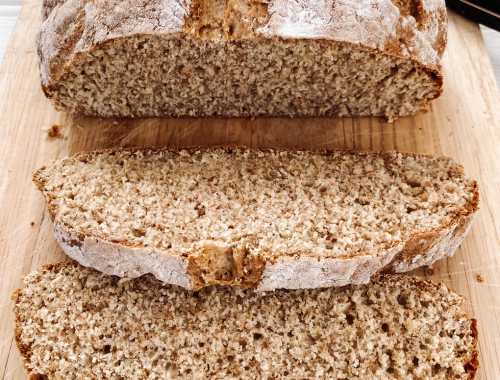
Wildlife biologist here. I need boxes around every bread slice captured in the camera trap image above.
[33,147,479,291]
[13,261,479,380]
[36,0,447,120]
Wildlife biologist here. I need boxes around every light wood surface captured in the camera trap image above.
[480,26,500,90]
[1,1,500,378]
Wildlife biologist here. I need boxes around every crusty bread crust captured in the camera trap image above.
[34,146,479,291]
[13,261,479,380]
[36,0,447,119]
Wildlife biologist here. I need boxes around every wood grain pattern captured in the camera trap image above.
[1,1,500,378]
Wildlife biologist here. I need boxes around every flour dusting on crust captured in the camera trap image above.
[261,0,399,48]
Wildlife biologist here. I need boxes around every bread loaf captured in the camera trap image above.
[34,147,479,291]
[41,0,63,21]
[13,261,479,380]
[36,0,447,120]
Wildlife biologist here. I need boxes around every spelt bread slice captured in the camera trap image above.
[36,0,447,120]
[34,147,479,291]
[13,261,479,380]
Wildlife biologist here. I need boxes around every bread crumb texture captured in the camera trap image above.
[41,125,60,137]
[45,36,440,119]
[14,262,478,380]
[35,147,477,260]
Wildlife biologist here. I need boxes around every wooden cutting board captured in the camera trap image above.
[1,0,500,378]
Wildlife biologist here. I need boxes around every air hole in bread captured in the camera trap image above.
[30,375,48,380]
[397,293,407,306]
[346,315,354,325]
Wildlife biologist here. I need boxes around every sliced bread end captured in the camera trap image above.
[14,261,479,380]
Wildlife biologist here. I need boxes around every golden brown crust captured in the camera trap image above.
[389,0,448,58]
[183,0,271,41]
[187,242,265,290]
[467,318,480,380]
[41,0,448,64]
[12,290,27,368]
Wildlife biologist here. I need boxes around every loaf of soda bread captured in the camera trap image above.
[36,0,447,120]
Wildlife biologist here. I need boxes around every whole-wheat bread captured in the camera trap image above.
[36,0,447,120]
[34,147,479,291]
[13,261,479,380]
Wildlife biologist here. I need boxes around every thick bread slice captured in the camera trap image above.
[13,261,479,380]
[33,147,479,291]
[36,0,447,120]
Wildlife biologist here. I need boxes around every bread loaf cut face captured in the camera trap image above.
[13,261,479,380]
[36,0,447,120]
[34,147,479,290]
